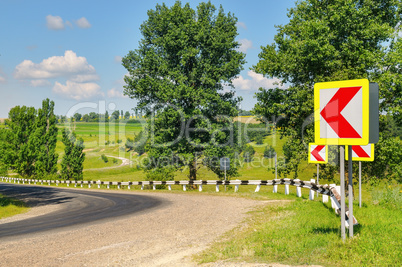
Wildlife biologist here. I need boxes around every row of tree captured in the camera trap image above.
[55,110,134,123]
[0,99,85,180]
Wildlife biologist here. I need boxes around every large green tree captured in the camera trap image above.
[253,0,402,178]
[1,99,59,178]
[61,129,85,180]
[4,105,37,177]
[122,1,245,181]
[29,99,59,177]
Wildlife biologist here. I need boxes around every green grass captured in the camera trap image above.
[0,194,29,219]
[195,185,402,266]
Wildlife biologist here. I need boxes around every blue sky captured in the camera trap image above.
[0,0,296,118]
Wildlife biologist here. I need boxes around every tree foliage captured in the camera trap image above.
[0,99,58,178]
[122,1,245,181]
[61,129,85,180]
[253,0,402,178]
[243,144,255,163]
[30,99,59,177]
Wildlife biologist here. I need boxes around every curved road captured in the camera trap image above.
[0,182,164,238]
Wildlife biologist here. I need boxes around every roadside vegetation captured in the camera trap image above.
[195,185,402,266]
[0,194,29,219]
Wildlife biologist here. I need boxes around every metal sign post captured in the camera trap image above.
[220,157,230,191]
[359,161,362,208]
[275,154,277,179]
[317,163,319,197]
[340,146,346,241]
[348,145,354,238]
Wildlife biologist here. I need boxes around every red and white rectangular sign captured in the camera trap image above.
[308,143,328,164]
[345,144,374,161]
[314,79,369,145]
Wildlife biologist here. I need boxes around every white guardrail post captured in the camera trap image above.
[309,179,315,200]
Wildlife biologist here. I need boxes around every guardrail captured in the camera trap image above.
[0,176,357,226]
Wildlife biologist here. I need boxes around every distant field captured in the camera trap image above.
[233,116,260,124]
[4,120,317,182]
[54,121,316,182]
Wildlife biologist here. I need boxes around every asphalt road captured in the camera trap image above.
[0,182,164,238]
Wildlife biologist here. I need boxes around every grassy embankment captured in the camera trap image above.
[0,194,29,219]
[195,184,402,266]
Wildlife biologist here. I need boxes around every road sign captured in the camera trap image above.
[345,144,374,161]
[220,157,230,171]
[314,79,369,145]
[308,143,328,164]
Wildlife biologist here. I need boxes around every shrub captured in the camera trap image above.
[126,119,141,124]
[125,137,134,151]
[243,145,255,163]
[101,154,108,163]
[255,135,264,145]
[264,145,276,158]
[145,166,174,189]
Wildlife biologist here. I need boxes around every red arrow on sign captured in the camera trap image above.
[320,87,361,138]
[311,145,325,162]
[352,146,370,158]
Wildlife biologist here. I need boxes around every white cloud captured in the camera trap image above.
[70,74,100,83]
[236,22,247,30]
[75,17,91,29]
[14,50,103,100]
[238,39,253,53]
[233,71,285,91]
[114,56,122,63]
[46,15,65,30]
[53,81,103,100]
[107,88,128,98]
[14,50,98,81]
[107,73,130,98]
[30,79,51,87]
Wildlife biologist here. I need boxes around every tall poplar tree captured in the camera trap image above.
[29,99,58,177]
[5,106,37,177]
[123,1,245,181]
[61,129,85,180]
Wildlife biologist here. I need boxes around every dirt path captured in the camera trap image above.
[0,190,268,266]
[84,155,130,171]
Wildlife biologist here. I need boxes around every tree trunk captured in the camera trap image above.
[189,158,197,181]
[189,158,197,189]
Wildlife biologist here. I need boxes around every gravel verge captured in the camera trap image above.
[0,190,268,266]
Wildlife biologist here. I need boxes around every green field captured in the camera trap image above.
[52,122,316,182]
